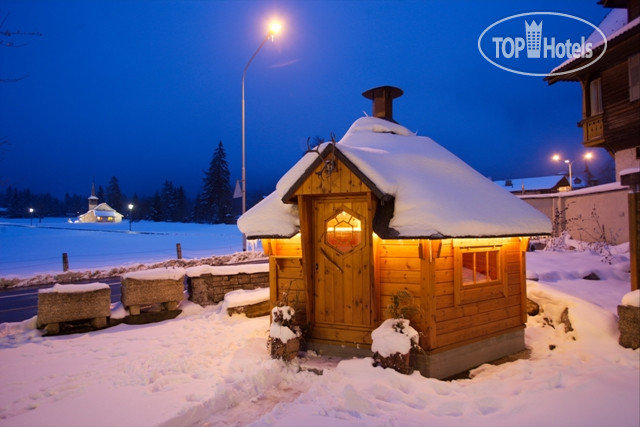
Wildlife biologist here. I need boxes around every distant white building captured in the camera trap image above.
[78,184,123,223]
[494,175,571,194]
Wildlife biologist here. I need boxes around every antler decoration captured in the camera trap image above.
[309,133,338,180]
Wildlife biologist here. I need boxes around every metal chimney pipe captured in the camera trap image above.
[362,86,403,123]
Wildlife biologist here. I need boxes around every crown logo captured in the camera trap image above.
[525,20,543,58]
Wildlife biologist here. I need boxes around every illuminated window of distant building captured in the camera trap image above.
[325,210,362,253]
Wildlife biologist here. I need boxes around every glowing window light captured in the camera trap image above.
[326,210,362,253]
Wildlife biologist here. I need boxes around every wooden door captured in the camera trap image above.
[311,196,373,343]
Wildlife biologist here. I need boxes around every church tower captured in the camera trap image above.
[88,182,99,211]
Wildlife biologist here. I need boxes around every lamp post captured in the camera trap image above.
[29,208,34,226]
[128,204,134,232]
[584,152,594,186]
[552,152,594,191]
[241,20,282,251]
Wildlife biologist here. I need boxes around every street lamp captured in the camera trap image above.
[552,152,594,191]
[241,19,282,251]
[29,208,34,226]
[584,152,595,186]
[128,204,134,231]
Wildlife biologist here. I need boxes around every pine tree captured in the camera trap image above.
[173,186,189,222]
[97,185,105,203]
[160,180,177,222]
[198,141,232,223]
[106,176,123,211]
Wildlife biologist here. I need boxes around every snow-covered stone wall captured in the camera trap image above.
[186,265,269,306]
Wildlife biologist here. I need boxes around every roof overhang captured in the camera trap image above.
[280,143,389,204]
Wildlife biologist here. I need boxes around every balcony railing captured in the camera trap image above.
[579,114,604,146]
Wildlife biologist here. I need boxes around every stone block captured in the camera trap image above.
[120,269,185,313]
[227,299,271,318]
[37,283,111,332]
[618,305,640,349]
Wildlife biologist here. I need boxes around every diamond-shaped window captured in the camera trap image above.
[326,210,362,253]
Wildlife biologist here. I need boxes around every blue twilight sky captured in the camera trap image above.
[0,0,615,201]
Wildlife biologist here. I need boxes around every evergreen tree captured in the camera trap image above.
[160,180,176,221]
[106,176,123,210]
[173,186,189,222]
[150,192,162,222]
[97,185,105,203]
[198,141,232,223]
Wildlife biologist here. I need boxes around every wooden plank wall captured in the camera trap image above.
[265,237,307,326]
[376,238,422,320]
[268,234,527,352]
[377,237,526,352]
[293,155,370,197]
[433,238,524,351]
[602,62,640,152]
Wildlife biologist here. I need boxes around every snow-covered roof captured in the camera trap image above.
[493,175,568,192]
[238,117,551,239]
[550,8,640,75]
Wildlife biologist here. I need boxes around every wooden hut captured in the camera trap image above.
[238,86,551,378]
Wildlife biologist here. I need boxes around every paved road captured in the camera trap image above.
[0,278,122,324]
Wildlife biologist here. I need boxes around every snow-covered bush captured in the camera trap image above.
[371,318,420,374]
[268,292,302,361]
[371,291,421,374]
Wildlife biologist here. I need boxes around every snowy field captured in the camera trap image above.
[0,218,251,283]
[0,220,638,427]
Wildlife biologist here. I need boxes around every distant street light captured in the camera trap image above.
[128,204,134,231]
[29,208,34,226]
[552,152,594,191]
[241,19,282,251]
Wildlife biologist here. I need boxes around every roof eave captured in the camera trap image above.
[281,144,389,204]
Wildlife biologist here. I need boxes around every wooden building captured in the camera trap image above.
[546,0,639,290]
[546,0,640,181]
[238,87,551,378]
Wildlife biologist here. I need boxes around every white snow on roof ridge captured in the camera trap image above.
[494,175,566,190]
[551,9,637,74]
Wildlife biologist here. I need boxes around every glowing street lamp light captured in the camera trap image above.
[552,152,594,191]
[128,204,134,231]
[240,19,282,251]
[29,207,34,226]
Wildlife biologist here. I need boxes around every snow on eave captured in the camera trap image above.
[518,181,627,199]
[237,191,300,239]
[620,167,640,176]
[549,10,639,77]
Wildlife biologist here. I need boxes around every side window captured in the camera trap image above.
[461,249,500,286]
[454,243,507,306]
[590,78,603,116]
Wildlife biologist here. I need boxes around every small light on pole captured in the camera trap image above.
[29,208,34,226]
[552,152,594,191]
[584,152,594,186]
[128,204,134,231]
[552,154,574,191]
[240,18,283,251]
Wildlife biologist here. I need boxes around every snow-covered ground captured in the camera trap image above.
[0,220,638,427]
